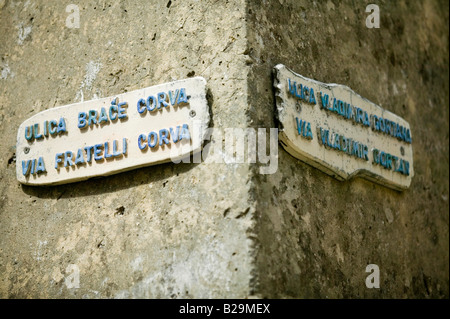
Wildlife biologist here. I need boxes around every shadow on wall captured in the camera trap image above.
[21,160,201,200]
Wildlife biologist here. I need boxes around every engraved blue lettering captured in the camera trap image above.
[43,121,48,137]
[118,102,128,119]
[109,105,118,121]
[22,160,31,176]
[98,107,110,124]
[94,144,103,161]
[88,110,98,126]
[57,118,66,134]
[320,92,329,109]
[178,88,188,104]
[157,92,169,109]
[179,124,191,141]
[25,126,33,141]
[34,123,43,139]
[36,157,46,173]
[159,128,170,146]
[55,153,63,169]
[64,151,74,167]
[138,134,147,150]
[49,120,57,135]
[170,126,180,143]
[169,89,179,105]
[104,141,113,159]
[137,98,146,114]
[148,131,158,148]
[309,88,316,104]
[84,146,94,163]
[74,148,85,165]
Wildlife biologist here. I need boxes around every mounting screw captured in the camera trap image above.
[24,147,30,154]
[400,146,405,156]
[189,110,196,117]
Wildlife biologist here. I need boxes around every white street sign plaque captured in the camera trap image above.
[274,64,413,191]
[16,77,210,185]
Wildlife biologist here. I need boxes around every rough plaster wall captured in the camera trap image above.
[0,0,254,298]
[247,0,449,298]
[1,0,448,300]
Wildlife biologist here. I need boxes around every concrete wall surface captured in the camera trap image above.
[0,0,253,299]
[0,0,448,298]
[247,0,449,298]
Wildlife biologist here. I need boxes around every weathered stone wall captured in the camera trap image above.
[0,0,254,298]
[247,0,449,298]
[1,0,448,299]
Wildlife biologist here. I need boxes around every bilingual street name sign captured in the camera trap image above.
[16,77,210,186]
[274,64,413,191]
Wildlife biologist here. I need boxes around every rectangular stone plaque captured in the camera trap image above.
[274,64,413,191]
[16,77,210,186]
